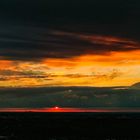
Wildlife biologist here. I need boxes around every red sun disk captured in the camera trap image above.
[54,106,59,109]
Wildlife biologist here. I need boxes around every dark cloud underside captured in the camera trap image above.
[0,26,140,61]
[0,0,140,61]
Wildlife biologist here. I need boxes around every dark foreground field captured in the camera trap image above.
[0,112,140,140]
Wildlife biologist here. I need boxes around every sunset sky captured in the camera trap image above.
[0,0,140,87]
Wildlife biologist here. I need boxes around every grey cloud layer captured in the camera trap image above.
[0,86,140,108]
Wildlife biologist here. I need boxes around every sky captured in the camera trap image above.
[0,0,140,87]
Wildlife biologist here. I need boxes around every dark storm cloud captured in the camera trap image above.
[0,0,140,61]
[0,25,140,61]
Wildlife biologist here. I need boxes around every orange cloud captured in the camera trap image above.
[43,50,140,67]
[0,31,140,87]
[0,60,13,70]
